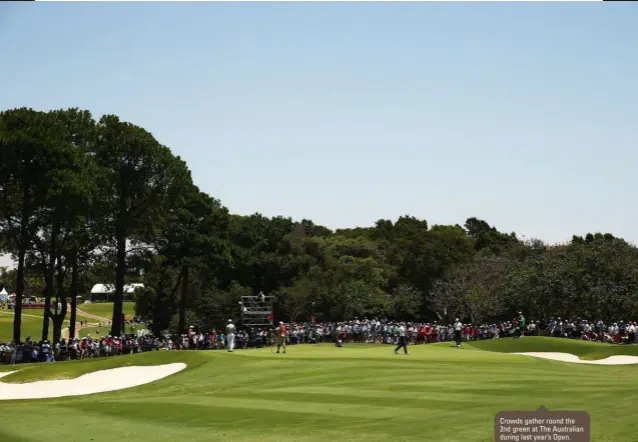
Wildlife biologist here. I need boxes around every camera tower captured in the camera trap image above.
[239,292,275,328]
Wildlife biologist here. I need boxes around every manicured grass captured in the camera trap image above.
[2,338,638,441]
[0,310,95,342]
[78,323,145,338]
[1,350,203,384]
[0,314,45,341]
[464,336,638,359]
[78,302,135,319]
[78,325,106,338]
[0,302,139,342]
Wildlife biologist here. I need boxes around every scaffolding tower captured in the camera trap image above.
[240,292,275,328]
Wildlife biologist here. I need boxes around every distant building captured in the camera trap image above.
[89,283,144,302]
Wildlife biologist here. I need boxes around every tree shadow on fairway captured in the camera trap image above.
[0,429,33,442]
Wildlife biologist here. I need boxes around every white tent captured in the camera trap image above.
[89,283,144,301]
[90,283,144,294]
[0,288,7,302]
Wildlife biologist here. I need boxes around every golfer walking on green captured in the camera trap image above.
[225,319,236,352]
[454,318,463,347]
[394,323,409,355]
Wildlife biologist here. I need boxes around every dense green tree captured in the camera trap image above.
[5,105,638,339]
[0,108,65,342]
[93,115,192,336]
[167,189,229,334]
[464,217,518,255]
[22,109,100,342]
[134,186,229,335]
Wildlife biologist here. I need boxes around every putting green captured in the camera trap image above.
[1,338,637,442]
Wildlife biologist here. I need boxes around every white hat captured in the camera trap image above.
[228,319,233,323]
[279,321,283,325]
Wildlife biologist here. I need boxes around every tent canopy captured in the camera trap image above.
[90,283,144,294]
[0,288,7,295]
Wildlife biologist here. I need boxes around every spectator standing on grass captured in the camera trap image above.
[554,318,563,338]
[517,312,526,339]
[596,320,604,341]
[627,322,636,344]
[225,319,236,352]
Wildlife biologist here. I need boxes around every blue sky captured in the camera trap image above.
[1,3,637,268]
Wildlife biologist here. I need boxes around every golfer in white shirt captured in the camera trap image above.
[454,318,462,347]
[225,319,236,352]
[394,323,409,355]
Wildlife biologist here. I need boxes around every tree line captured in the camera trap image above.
[1,107,637,343]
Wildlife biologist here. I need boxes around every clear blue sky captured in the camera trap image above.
[1,2,637,270]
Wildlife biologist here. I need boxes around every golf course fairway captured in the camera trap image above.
[1,337,637,442]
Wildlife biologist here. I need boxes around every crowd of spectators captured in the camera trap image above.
[545,317,638,344]
[1,297,45,310]
[0,335,161,365]
[3,316,638,366]
[0,326,255,365]
[305,317,638,344]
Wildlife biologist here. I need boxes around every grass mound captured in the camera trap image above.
[464,336,638,360]
[0,351,203,384]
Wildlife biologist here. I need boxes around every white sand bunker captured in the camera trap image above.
[0,363,186,400]
[513,352,638,365]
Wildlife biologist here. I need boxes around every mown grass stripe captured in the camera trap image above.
[2,337,638,442]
